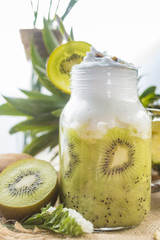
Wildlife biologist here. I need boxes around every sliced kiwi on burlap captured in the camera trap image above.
[0,158,58,220]
[47,41,91,94]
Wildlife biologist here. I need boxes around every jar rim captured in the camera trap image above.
[71,65,138,87]
[72,63,137,72]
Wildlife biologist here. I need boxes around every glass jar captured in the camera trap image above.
[59,64,151,230]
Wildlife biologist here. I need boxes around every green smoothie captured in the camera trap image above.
[59,126,151,228]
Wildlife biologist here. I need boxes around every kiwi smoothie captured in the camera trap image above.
[59,47,151,229]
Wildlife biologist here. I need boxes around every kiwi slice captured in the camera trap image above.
[60,126,151,228]
[47,41,91,94]
[98,127,148,178]
[0,158,58,220]
[60,129,82,179]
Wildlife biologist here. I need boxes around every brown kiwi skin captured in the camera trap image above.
[0,178,59,221]
[0,153,33,172]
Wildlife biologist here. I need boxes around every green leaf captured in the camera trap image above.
[32,64,59,94]
[33,64,69,102]
[140,92,157,107]
[21,204,85,236]
[10,113,58,134]
[70,27,74,41]
[30,40,46,69]
[51,108,63,117]
[22,213,44,225]
[33,64,47,76]
[20,89,67,104]
[42,18,59,54]
[20,89,52,99]
[55,14,72,42]
[61,0,79,21]
[31,40,59,94]
[54,0,60,18]
[30,0,40,28]
[4,96,64,117]
[31,42,70,99]
[0,103,26,116]
[30,41,56,94]
[139,86,156,100]
[23,130,59,156]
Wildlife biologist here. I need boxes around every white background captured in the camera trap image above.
[0,0,160,153]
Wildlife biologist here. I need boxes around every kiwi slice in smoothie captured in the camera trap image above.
[0,158,58,220]
[98,127,149,178]
[61,129,81,179]
[60,127,151,227]
[47,41,91,94]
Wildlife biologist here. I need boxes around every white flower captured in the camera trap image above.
[47,206,56,214]
[63,208,93,233]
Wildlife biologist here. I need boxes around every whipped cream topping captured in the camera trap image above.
[77,46,137,70]
[71,46,138,89]
[65,46,150,140]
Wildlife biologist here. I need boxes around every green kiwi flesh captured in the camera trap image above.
[47,41,91,94]
[60,53,83,76]
[0,158,58,220]
[60,127,151,228]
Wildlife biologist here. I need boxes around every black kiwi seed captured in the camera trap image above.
[63,140,80,179]
[60,54,83,76]
[8,170,42,196]
[100,135,136,176]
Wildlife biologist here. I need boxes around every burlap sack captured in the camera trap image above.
[0,192,159,240]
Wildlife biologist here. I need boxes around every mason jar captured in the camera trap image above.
[59,51,151,230]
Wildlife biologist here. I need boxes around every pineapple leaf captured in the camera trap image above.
[31,39,70,99]
[0,103,27,116]
[33,64,60,94]
[42,18,59,54]
[70,27,74,41]
[30,40,46,69]
[20,89,52,99]
[51,108,63,117]
[4,96,64,117]
[33,63,69,102]
[20,89,67,104]
[55,14,72,42]
[9,113,58,134]
[10,124,55,134]
[23,130,59,156]
[61,0,79,21]
[31,41,64,95]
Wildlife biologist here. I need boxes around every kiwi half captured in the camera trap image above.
[0,158,58,220]
[47,41,91,94]
[60,126,151,228]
